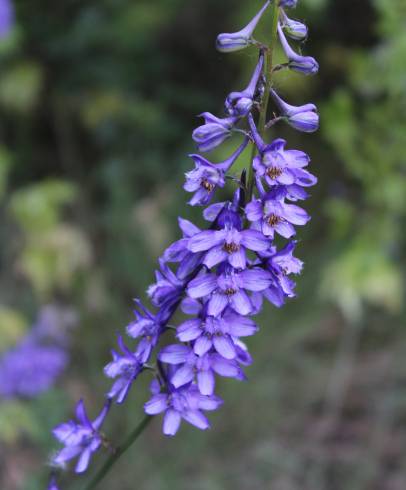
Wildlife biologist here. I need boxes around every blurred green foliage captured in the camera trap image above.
[0,0,405,489]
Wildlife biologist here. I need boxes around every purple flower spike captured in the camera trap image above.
[281,12,308,41]
[144,383,223,436]
[185,139,248,206]
[0,0,14,38]
[225,55,264,117]
[253,138,317,188]
[104,335,143,403]
[246,197,310,240]
[216,1,270,53]
[270,89,319,133]
[192,113,238,152]
[52,399,111,473]
[277,23,318,75]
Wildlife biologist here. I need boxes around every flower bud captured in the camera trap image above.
[279,0,298,7]
[192,113,238,152]
[216,1,270,53]
[225,55,264,117]
[278,23,318,75]
[270,89,319,133]
[282,15,308,41]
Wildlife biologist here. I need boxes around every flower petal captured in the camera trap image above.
[144,394,168,415]
[213,335,236,359]
[197,370,215,396]
[158,344,190,364]
[187,274,217,299]
[163,409,182,436]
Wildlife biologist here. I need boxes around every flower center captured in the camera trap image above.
[268,214,280,226]
[224,288,237,296]
[201,179,215,192]
[266,167,283,179]
[223,242,240,254]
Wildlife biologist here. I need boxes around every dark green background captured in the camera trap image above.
[0,0,405,489]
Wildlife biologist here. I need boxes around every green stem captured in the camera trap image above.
[81,415,153,490]
[247,2,280,202]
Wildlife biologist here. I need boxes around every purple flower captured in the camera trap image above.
[52,400,110,473]
[0,340,67,399]
[176,311,258,359]
[270,89,319,133]
[278,23,318,75]
[188,226,269,269]
[126,300,160,363]
[216,1,270,53]
[225,55,264,117]
[187,268,272,316]
[158,345,244,395]
[0,0,14,38]
[104,336,143,403]
[185,139,248,206]
[252,138,316,188]
[144,382,223,436]
[192,113,238,152]
[246,196,310,239]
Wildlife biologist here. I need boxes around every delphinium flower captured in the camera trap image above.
[49,1,319,487]
[0,306,74,399]
[52,400,110,473]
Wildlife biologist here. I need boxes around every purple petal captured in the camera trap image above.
[163,409,182,436]
[187,274,217,299]
[225,314,258,337]
[240,230,269,251]
[194,335,213,356]
[144,394,168,415]
[204,246,228,268]
[197,370,215,396]
[213,335,236,359]
[158,345,190,364]
[188,231,222,252]
[245,200,263,221]
[171,365,195,388]
[230,290,252,315]
[207,292,228,316]
[211,355,241,378]
[240,269,271,291]
[176,319,202,342]
[75,447,93,474]
[274,221,296,238]
[228,248,246,269]
[182,410,210,430]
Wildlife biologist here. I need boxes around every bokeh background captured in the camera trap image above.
[0,0,405,489]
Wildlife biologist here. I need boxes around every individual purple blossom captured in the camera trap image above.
[277,23,318,75]
[270,89,319,133]
[185,139,248,206]
[246,195,310,239]
[52,400,110,473]
[176,311,258,359]
[0,0,13,38]
[187,225,269,269]
[144,380,223,436]
[216,1,270,53]
[126,299,161,363]
[253,141,316,188]
[225,55,264,117]
[158,345,244,395]
[187,267,272,316]
[104,335,143,403]
[192,113,238,152]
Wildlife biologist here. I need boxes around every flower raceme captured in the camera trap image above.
[50,0,320,487]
